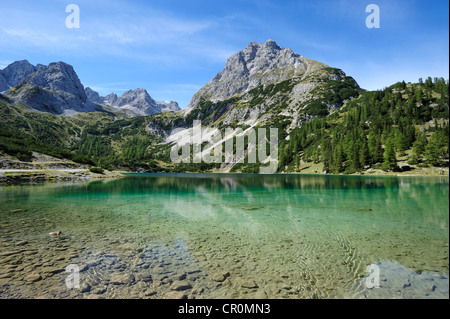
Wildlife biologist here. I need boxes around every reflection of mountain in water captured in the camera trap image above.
[7,174,448,229]
[89,174,448,224]
[0,174,448,299]
[86,173,447,194]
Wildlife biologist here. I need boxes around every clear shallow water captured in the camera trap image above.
[0,173,448,299]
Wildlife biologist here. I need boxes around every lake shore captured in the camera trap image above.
[1,166,448,184]
[1,149,448,184]
[0,168,126,184]
[0,151,127,184]
[278,161,449,178]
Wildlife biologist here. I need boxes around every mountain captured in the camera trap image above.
[186,40,316,108]
[158,100,181,113]
[0,41,448,175]
[0,73,7,92]
[4,61,102,115]
[88,87,181,116]
[103,93,118,106]
[184,40,360,131]
[0,60,37,92]
[1,78,447,174]
[85,87,104,104]
[1,60,180,116]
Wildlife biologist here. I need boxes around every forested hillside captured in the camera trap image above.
[0,77,448,174]
[272,77,449,174]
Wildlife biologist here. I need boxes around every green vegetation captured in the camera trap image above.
[381,139,398,172]
[275,78,449,174]
[248,78,297,101]
[185,97,239,126]
[0,98,162,169]
[303,100,329,117]
[0,128,89,163]
[72,116,163,170]
[0,77,448,175]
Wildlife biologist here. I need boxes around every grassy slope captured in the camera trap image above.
[0,77,448,176]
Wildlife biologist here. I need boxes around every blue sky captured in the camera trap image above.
[0,0,448,108]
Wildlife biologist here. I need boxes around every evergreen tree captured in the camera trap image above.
[401,80,407,90]
[411,131,428,161]
[425,127,449,165]
[359,137,370,168]
[368,131,383,164]
[350,141,361,172]
[382,139,398,171]
[415,88,423,105]
[425,76,433,89]
[394,130,409,154]
[332,144,344,173]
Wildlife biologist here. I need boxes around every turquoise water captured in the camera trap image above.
[0,174,448,299]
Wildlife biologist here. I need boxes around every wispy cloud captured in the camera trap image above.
[0,1,225,65]
[1,0,447,104]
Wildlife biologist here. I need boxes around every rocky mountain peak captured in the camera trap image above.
[24,62,87,102]
[85,87,104,104]
[183,39,360,132]
[103,93,118,106]
[5,61,100,115]
[0,73,7,92]
[102,88,180,116]
[158,100,180,112]
[0,60,36,91]
[186,40,316,111]
[264,39,280,49]
[2,59,180,117]
[116,88,152,109]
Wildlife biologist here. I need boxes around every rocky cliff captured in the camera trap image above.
[5,61,101,115]
[184,40,360,131]
[85,87,104,104]
[2,60,180,116]
[99,88,181,116]
[0,73,7,92]
[0,60,38,92]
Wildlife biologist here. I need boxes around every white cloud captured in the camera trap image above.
[0,1,226,66]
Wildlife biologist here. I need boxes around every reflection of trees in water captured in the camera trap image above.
[2,174,447,231]
[86,173,446,193]
[108,175,448,234]
[1,174,448,298]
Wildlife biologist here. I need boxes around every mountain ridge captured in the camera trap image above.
[1,60,180,116]
[183,40,361,133]
[0,40,447,176]
[4,61,99,115]
[0,60,37,92]
[186,39,326,111]
[99,88,180,116]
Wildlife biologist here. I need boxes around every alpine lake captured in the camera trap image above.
[0,173,448,299]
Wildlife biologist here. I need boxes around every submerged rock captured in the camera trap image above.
[210,272,231,282]
[254,290,268,299]
[236,277,258,289]
[170,280,192,291]
[109,273,135,285]
[164,291,188,299]
[24,273,42,282]
[9,209,26,213]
